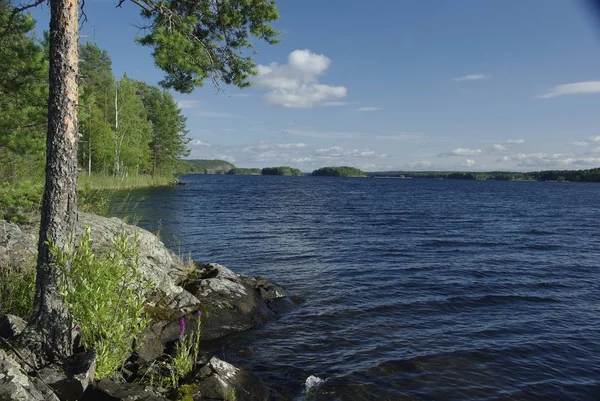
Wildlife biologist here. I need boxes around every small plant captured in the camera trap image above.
[52,226,151,379]
[170,311,203,386]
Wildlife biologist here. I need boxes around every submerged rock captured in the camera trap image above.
[189,357,270,401]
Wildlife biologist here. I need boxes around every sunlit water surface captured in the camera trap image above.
[110,175,600,401]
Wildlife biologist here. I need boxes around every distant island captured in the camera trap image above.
[312,166,367,177]
[262,166,303,176]
[227,168,262,175]
[179,159,234,174]
[368,168,600,182]
[179,160,600,182]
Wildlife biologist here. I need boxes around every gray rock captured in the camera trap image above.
[0,315,27,340]
[81,379,168,401]
[191,357,270,401]
[2,213,295,355]
[0,213,185,299]
[0,220,36,270]
[0,349,59,401]
[182,263,295,341]
[37,349,97,401]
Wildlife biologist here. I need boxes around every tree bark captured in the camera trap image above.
[26,0,79,361]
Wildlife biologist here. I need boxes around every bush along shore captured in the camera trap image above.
[0,212,296,400]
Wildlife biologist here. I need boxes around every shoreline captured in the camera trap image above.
[0,212,292,400]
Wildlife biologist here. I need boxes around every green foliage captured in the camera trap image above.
[136,82,190,176]
[136,0,279,93]
[0,2,47,181]
[52,227,151,379]
[0,262,35,318]
[227,167,261,175]
[262,166,303,176]
[0,180,42,222]
[114,75,154,176]
[178,159,235,174]
[312,166,366,177]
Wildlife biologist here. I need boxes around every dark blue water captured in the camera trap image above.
[110,175,600,400]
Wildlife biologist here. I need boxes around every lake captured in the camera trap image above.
[110,175,600,400]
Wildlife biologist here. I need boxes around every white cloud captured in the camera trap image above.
[255,50,347,108]
[538,81,600,99]
[453,74,488,82]
[492,144,506,151]
[506,139,525,144]
[573,135,600,147]
[443,148,483,157]
[189,139,210,148]
[356,106,379,112]
[502,152,600,168]
[462,159,476,167]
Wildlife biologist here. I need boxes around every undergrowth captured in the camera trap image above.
[52,226,151,379]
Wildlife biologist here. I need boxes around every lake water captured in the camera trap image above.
[110,175,600,400]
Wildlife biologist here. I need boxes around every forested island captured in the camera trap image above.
[312,166,367,177]
[178,159,235,174]
[262,166,303,176]
[227,167,262,175]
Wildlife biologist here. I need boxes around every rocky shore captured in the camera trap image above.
[0,213,296,400]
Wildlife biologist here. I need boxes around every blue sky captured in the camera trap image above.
[31,0,600,171]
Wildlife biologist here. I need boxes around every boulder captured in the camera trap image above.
[0,315,27,340]
[189,356,270,401]
[0,212,187,299]
[146,263,296,346]
[0,220,36,271]
[37,349,97,401]
[0,349,59,401]
[81,380,167,401]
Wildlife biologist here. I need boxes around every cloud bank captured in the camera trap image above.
[255,50,348,108]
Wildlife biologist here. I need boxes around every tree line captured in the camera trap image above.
[368,169,600,182]
[0,4,191,183]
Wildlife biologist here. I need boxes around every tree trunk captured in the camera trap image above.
[27,0,79,361]
[114,86,119,176]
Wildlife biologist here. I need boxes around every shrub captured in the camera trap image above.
[52,226,151,379]
[0,263,35,318]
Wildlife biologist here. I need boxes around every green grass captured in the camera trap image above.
[0,263,36,318]
[78,174,176,190]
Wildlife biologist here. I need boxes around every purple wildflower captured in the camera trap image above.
[197,310,202,318]
[178,317,186,340]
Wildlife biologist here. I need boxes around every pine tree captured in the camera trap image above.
[3,0,280,361]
